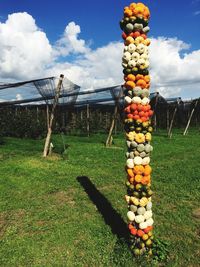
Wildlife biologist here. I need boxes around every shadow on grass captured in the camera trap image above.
[77,176,129,242]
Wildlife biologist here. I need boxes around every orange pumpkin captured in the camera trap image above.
[125,81,135,90]
[133,165,144,175]
[126,74,136,82]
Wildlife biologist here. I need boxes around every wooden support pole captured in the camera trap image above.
[46,104,50,130]
[166,106,169,130]
[43,74,64,157]
[106,104,118,147]
[86,103,90,137]
[183,99,198,136]
[105,90,122,147]
[168,105,177,138]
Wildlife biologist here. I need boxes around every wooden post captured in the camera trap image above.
[86,103,90,137]
[46,104,50,130]
[183,99,198,136]
[105,105,118,147]
[166,106,169,130]
[36,106,39,123]
[43,74,64,157]
[168,104,177,138]
[105,90,122,147]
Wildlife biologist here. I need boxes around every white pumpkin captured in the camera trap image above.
[137,144,145,152]
[126,141,131,148]
[122,62,128,68]
[130,205,138,212]
[137,207,146,215]
[141,97,150,105]
[137,58,146,67]
[146,201,152,210]
[125,152,129,158]
[128,43,136,53]
[140,53,149,60]
[131,52,140,61]
[132,96,142,104]
[146,218,154,226]
[143,26,150,33]
[144,210,153,220]
[133,23,143,30]
[136,43,146,54]
[133,87,143,96]
[129,152,135,158]
[128,59,137,68]
[139,221,148,229]
[126,158,134,168]
[142,157,150,165]
[127,211,135,221]
[144,60,150,68]
[134,156,143,165]
[141,89,150,98]
[135,215,145,224]
[123,51,131,62]
[124,96,132,104]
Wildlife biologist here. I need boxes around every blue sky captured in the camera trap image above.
[0,0,200,99]
[0,0,199,50]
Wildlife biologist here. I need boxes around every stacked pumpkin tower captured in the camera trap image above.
[120,2,154,256]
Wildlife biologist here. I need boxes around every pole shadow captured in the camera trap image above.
[77,176,129,243]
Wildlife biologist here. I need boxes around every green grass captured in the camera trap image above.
[0,130,200,267]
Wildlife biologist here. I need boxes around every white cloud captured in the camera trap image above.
[0,12,200,100]
[53,21,90,57]
[0,12,52,80]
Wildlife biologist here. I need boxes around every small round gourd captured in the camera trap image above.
[127,158,134,168]
[144,210,152,220]
[130,205,138,212]
[140,151,147,158]
[130,141,138,148]
[132,96,142,104]
[128,43,136,53]
[126,141,131,148]
[128,59,136,68]
[134,150,140,156]
[124,96,132,104]
[141,89,150,98]
[131,52,140,61]
[145,144,152,153]
[133,87,142,96]
[134,156,143,165]
[146,201,152,211]
[123,51,131,62]
[137,207,146,215]
[142,157,150,165]
[129,152,135,158]
[136,43,145,54]
[135,215,145,224]
[146,218,154,226]
[143,26,150,33]
[141,97,150,105]
[139,221,148,229]
[125,152,130,158]
[133,23,143,31]
[137,144,145,152]
[127,211,135,221]
[125,23,134,33]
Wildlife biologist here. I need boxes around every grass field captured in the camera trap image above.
[0,130,200,267]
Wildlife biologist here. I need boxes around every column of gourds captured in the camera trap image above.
[120,2,154,256]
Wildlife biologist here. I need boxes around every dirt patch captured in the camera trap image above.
[0,209,26,238]
[47,190,75,206]
[192,208,200,220]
